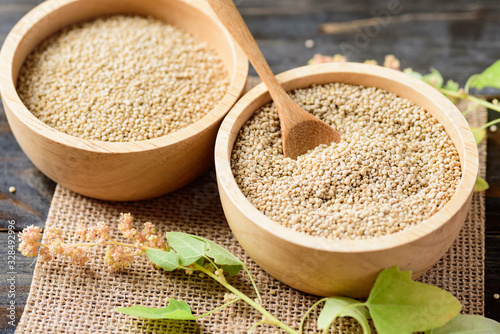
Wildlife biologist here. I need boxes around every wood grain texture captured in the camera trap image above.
[0,110,55,230]
[215,63,478,297]
[485,234,500,320]
[237,0,500,89]
[485,108,500,320]
[1,0,500,330]
[486,111,500,199]
[0,0,248,201]
[0,233,35,334]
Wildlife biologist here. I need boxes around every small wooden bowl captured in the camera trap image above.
[215,63,478,297]
[0,0,248,201]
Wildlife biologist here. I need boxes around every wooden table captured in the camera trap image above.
[1,0,499,331]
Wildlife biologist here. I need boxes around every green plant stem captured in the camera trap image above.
[68,239,153,250]
[461,103,479,116]
[204,256,228,285]
[193,297,241,319]
[201,256,261,305]
[464,74,479,94]
[474,117,500,133]
[298,298,328,334]
[243,264,263,305]
[248,320,276,334]
[195,263,298,334]
[439,88,500,113]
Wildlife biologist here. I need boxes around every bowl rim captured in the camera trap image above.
[215,62,479,253]
[0,0,248,153]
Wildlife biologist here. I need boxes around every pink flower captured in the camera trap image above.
[45,227,62,240]
[76,222,89,240]
[310,54,333,64]
[384,55,401,70]
[18,213,168,270]
[18,225,42,257]
[63,245,89,266]
[143,222,157,237]
[308,54,348,66]
[105,246,136,271]
[119,213,139,240]
[38,247,53,262]
[93,221,111,244]
[78,221,111,244]
[49,238,65,255]
[331,54,348,63]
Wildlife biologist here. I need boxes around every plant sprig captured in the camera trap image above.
[19,215,500,333]
[117,231,498,334]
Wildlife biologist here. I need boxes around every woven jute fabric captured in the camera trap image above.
[17,78,486,333]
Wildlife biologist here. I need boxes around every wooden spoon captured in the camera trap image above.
[208,0,341,159]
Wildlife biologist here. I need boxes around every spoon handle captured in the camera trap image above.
[207,0,287,104]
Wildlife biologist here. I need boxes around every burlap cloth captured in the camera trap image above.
[16,78,487,333]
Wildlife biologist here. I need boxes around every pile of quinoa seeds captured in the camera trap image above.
[17,15,229,142]
[231,83,462,240]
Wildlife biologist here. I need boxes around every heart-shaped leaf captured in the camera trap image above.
[116,298,195,320]
[444,79,459,92]
[166,232,206,266]
[427,314,500,333]
[471,127,486,145]
[474,177,489,192]
[366,267,461,334]
[317,297,371,334]
[422,68,444,88]
[469,60,500,90]
[145,249,180,271]
[403,68,423,80]
[194,236,243,276]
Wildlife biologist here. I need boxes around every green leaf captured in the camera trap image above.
[115,298,196,320]
[145,249,180,271]
[403,68,423,80]
[427,314,500,333]
[366,266,462,334]
[472,127,487,144]
[422,68,444,88]
[469,60,500,90]
[317,297,371,334]
[444,79,459,92]
[474,177,489,192]
[194,236,244,276]
[166,232,207,266]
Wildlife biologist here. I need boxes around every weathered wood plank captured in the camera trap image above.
[0,233,36,331]
[0,110,56,230]
[485,234,500,321]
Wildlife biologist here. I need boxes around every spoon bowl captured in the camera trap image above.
[208,0,341,159]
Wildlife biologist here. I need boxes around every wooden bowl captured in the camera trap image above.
[215,63,478,297]
[0,0,248,201]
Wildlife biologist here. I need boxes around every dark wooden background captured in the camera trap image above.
[1,0,499,332]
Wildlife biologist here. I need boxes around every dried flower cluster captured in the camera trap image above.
[232,83,461,240]
[19,225,89,264]
[308,54,400,70]
[17,15,229,142]
[18,213,165,271]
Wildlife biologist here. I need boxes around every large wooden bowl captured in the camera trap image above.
[215,63,478,297]
[0,0,248,201]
